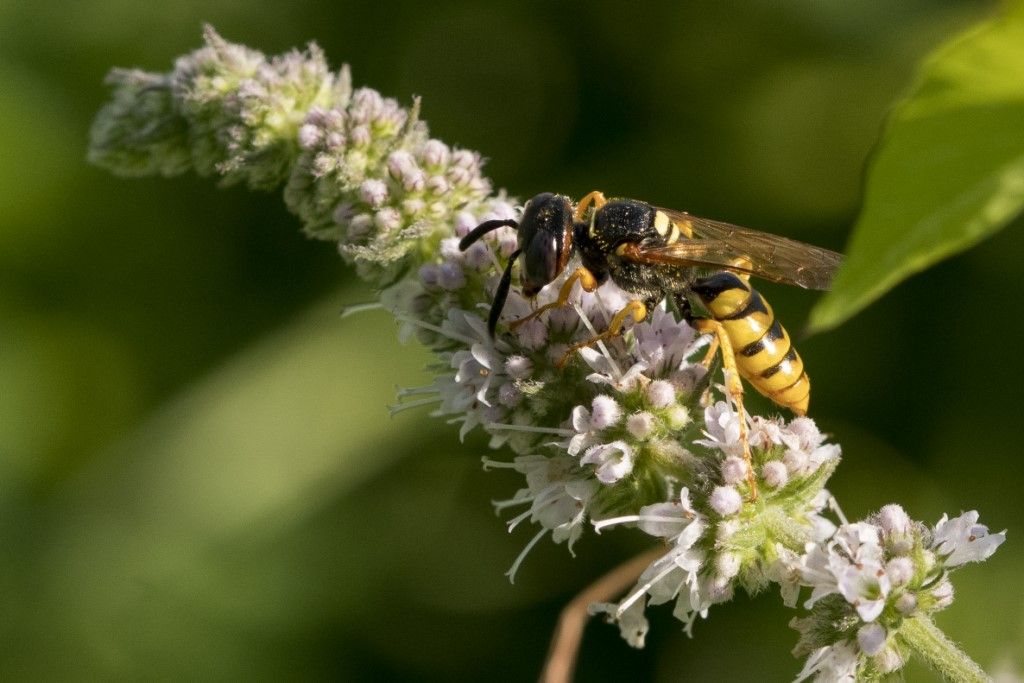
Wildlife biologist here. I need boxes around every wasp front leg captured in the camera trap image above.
[555,300,647,369]
[693,317,759,501]
[510,267,599,331]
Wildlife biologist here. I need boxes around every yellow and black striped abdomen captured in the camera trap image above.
[691,272,810,415]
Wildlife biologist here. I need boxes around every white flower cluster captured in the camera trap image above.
[590,488,707,646]
[90,29,1009,682]
[788,505,1006,680]
[485,454,599,582]
[591,406,841,639]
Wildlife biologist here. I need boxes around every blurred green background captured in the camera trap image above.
[1,0,1021,680]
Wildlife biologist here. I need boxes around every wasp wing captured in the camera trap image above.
[630,209,843,290]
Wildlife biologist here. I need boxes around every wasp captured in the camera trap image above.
[460,191,842,490]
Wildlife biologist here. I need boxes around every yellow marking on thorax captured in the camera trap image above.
[653,210,671,236]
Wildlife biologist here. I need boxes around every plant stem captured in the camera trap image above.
[540,547,663,683]
[900,616,991,683]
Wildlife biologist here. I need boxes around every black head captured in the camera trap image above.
[458,192,575,336]
[516,193,575,296]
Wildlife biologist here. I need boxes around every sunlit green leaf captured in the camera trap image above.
[809,2,1024,333]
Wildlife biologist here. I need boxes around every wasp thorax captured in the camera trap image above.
[518,193,574,297]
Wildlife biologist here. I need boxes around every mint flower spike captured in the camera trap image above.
[90,29,1007,682]
[88,68,193,177]
[90,25,342,189]
[89,26,493,287]
[788,505,1005,682]
[589,407,841,637]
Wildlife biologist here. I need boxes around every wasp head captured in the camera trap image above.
[517,193,574,296]
[458,192,575,336]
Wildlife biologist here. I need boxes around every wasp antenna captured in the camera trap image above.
[459,219,518,251]
[488,248,521,337]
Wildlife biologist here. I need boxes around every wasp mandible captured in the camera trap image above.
[459,191,842,491]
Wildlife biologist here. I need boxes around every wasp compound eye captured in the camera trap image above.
[521,231,558,297]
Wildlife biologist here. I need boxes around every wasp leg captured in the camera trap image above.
[701,333,721,368]
[574,190,608,222]
[674,294,719,407]
[694,318,759,501]
[556,300,647,369]
[673,293,718,407]
[697,331,722,408]
[510,267,599,330]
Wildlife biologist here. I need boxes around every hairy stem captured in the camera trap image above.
[900,616,991,683]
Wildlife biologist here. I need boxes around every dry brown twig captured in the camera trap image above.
[540,547,665,683]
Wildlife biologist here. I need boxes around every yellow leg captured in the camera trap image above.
[510,267,599,330]
[700,334,720,368]
[699,332,721,408]
[695,318,759,501]
[556,300,647,369]
[574,190,608,222]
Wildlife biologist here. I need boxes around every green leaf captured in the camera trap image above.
[808,3,1024,334]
